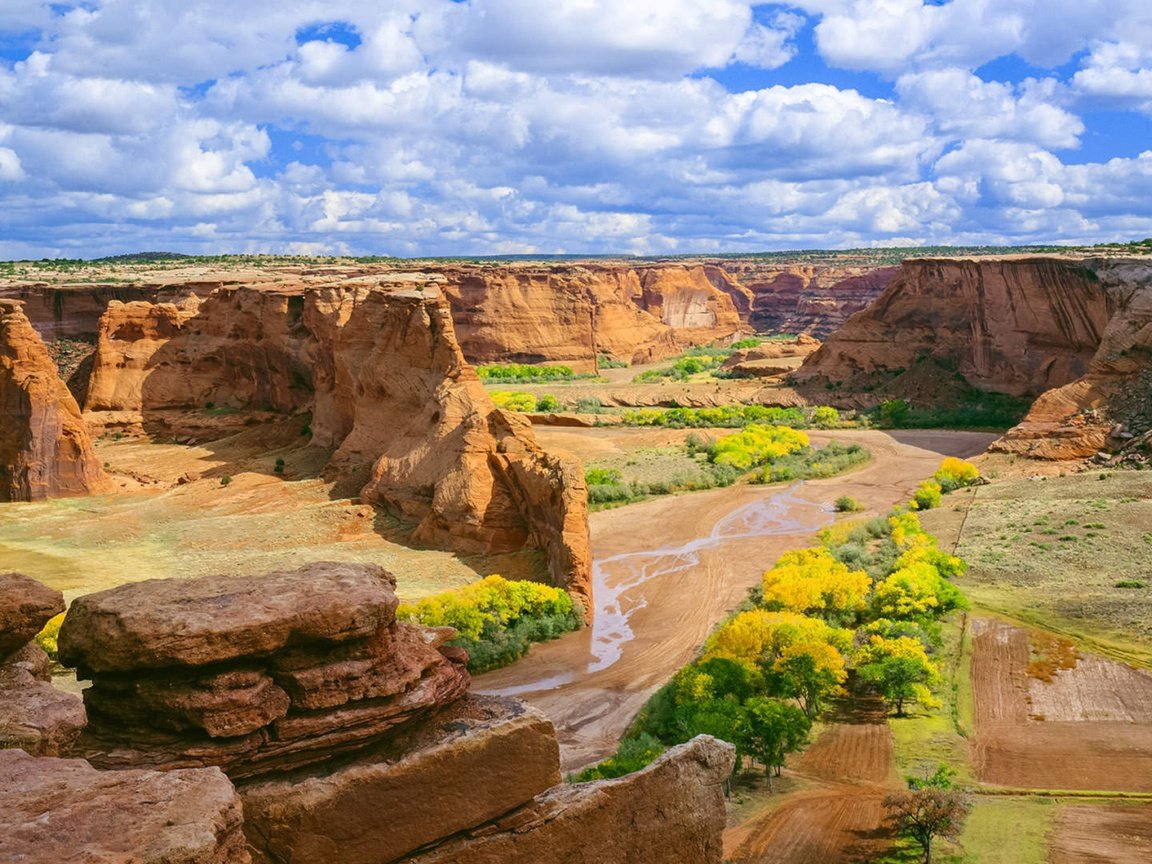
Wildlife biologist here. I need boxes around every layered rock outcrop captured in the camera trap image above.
[60,562,470,778]
[795,258,1115,398]
[439,263,740,370]
[0,574,86,757]
[80,281,591,603]
[8,562,735,864]
[708,261,896,337]
[0,749,251,864]
[0,300,112,501]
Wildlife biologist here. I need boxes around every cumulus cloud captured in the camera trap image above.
[0,0,1149,255]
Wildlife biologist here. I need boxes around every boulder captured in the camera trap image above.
[0,643,86,756]
[0,572,64,659]
[0,749,250,864]
[59,562,399,672]
[242,696,561,864]
[406,735,735,864]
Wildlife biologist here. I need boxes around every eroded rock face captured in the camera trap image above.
[439,264,740,371]
[81,282,592,603]
[0,571,65,659]
[407,735,736,864]
[0,749,250,864]
[0,300,112,501]
[242,695,561,864]
[63,563,470,780]
[795,258,1115,398]
[993,260,1152,459]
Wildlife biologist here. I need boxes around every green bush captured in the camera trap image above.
[573,733,666,781]
[35,613,65,662]
[397,576,581,673]
[835,495,864,512]
[758,442,871,484]
[912,479,943,510]
[477,363,576,383]
[536,393,559,412]
[1115,580,1147,589]
[490,390,538,412]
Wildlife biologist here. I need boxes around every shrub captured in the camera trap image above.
[274,458,285,474]
[35,613,65,662]
[1116,580,1147,589]
[812,406,840,429]
[835,495,864,512]
[220,475,232,487]
[397,575,581,673]
[490,390,538,412]
[934,458,980,491]
[585,466,624,485]
[758,442,871,484]
[912,479,943,510]
[477,363,575,383]
[573,733,666,781]
[536,393,559,412]
[709,425,809,470]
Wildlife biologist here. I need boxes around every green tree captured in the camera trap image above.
[884,784,971,863]
[857,636,941,717]
[738,697,811,789]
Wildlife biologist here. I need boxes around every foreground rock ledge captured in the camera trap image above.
[407,735,735,864]
[0,748,250,864]
[241,695,561,864]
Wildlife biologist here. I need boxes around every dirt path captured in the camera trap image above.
[477,429,995,771]
[725,694,898,864]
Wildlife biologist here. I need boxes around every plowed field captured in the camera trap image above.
[971,618,1152,792]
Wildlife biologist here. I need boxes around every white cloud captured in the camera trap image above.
[897,69,1083,149]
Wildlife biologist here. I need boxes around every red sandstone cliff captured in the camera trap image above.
[81,281,592,605]
[794,258,1115,397]
[0,300,112,501]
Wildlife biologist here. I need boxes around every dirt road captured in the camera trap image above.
[477,429,996,770]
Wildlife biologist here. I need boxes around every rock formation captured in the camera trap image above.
[438,263,741,371]
[80,282,592,603]
[0,300,112,501]
[0,573,86,757]
[59,562,470,778]
[0,562,737,864]
[795,258,1114,398]
[708,261,896,337]
[0,749,250,864]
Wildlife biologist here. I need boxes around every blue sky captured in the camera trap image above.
[2,1,1152,257]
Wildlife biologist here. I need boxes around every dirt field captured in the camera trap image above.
[0,422,533,603]
[480,429,996,770]
[725,694,897,864]
[970,618,1152,792]
[1049,804,1152,864]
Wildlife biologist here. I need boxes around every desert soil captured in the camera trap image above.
[970,617,1152,792]
[477,428,996,770]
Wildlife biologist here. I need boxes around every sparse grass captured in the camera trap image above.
[956,797,1055,864]
[918,472,1152,666]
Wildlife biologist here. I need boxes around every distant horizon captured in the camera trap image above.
[3,2,1152,258]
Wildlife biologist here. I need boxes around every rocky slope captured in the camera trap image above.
[795,256,1152,460]
[0,300,112,501]
[81,280,592,603]
[3,566,735,864]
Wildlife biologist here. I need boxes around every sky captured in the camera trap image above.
[2,1,1152,258]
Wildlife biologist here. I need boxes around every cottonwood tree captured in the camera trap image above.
[738,696,810,790]
[856,635,941,717]
[884,774,971,863]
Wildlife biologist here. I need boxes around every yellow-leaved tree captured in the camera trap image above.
[856,635,941,716]
[761,547,872,623]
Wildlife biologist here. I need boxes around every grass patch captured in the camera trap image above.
[955,796,1054,864]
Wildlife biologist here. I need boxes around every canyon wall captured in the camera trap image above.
[794,258,1115,398]
[80,280,592,604]
[707,261,896,338]
[4,567,734,864]
[795,256,1152,460]
[0,300,112,501]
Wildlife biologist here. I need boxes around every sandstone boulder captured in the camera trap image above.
[0,299,112,501]
[0,642,86,756]
[0,749,250,864]
[63,563,471,779]
[59,562,399,672]
[406,735,735,864]
[0,571,64,659]
[242,695,561,864]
